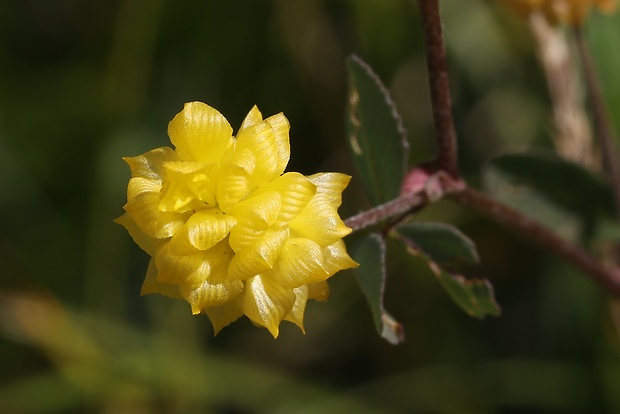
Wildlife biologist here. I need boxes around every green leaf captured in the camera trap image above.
[345,55,409,207]
[434,269,501,319]
[351,233,405,345]
[395,222,479,266]
[487,152,615,218]
[485,165,583,242]
[396,229,500,319]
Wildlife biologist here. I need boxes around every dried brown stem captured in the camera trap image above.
[529,13,595,168]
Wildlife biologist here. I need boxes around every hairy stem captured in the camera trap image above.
[345,1,620,297]
[418,0,459,178]
[574,27,620,218]
[344,192,426,232]
[450,187,620,295]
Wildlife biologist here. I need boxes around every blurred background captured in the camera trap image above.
[2,0,620,412]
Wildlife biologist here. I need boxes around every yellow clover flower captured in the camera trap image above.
[116,102,358,337]
[498,0,616,25]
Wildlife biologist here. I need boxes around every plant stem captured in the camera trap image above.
[345,192,426,232]
[528,13,595,168]
[344,183,620,293]
[574,27,620,219]
[350,2,620,297]
[417,0,459,178]
[450,187,620,295]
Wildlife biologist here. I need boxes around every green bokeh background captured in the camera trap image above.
[2,1,620,412]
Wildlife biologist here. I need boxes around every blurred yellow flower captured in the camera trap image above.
[116,102,358,337]
[498,0,616,25]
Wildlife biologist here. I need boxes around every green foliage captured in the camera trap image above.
[487,152,615,218]
[434,271,501,319]
[395,222,480,266]
[346,53,500,332]
[0,298,391,414]
[484,151,615,243]
[345,55,409,207]
[395,223,500,319]
[351,234,404,345]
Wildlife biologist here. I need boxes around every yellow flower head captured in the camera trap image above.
[498,0,616,25]
[116,102,358,337]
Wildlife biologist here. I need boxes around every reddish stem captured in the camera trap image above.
[344,192,426,232]
[418,0,459,178]
[344,2,620,298]
[450,187,620,294]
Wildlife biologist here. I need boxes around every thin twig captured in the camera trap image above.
[574,27,620,218]
[450,187,620,295]
[345,1,620,297]
[417,0,459,178]
[344,192,426,233]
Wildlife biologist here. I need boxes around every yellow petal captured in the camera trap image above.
[307,281,330,301]
[239,105,263,133]
[228,147,256,175]
[180,279,243,314]
[264,113,290,176]
[288,194,352,246]
[229,191,281,252]
[243,275,296,338]
[158,161,217,212]
[205,299,244,335]
[216,164,252,213]
[127,176,161,198]
[154,242,210,286]
[307,172,351,208]
[283,285,308,333]
[322,239,359,275]
[269,237,329,289]
[119,101,353,336]
[228,229,288,280]
[141,258,182,299]
[168,102,234,163]
[124,147,178,180]
[201,239,235,284]
[168,209,236,254]
[234,121,279,185]
[124,183,188,239]
[114,213,163,256]
[251,172,316,226]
